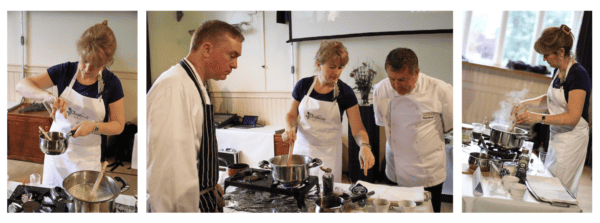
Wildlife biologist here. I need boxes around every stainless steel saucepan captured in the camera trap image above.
[39,130,76,155]
[63,170,129,212]
[259,155,322,187]
[488,123,529,151]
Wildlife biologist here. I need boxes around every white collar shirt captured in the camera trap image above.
[146,59,210,212]
[373,73,452,187]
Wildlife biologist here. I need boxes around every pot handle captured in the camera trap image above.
[114,176,130,194]
[218,157,229,167]
[258,160,271,170]
[516,135,529,139]
[308,158,323,168]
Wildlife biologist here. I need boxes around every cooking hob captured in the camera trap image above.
[7,185,68,213]
[477,135,522,160]
[224,168,320,209]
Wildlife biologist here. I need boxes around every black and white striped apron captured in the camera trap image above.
[180,60,219,212]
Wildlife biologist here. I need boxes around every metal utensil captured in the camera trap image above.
[349,191,375,203]
[39,130,77,155]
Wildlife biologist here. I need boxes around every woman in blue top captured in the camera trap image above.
[283,40,375,183]
[16,20,125,187]
[514,25,591,197]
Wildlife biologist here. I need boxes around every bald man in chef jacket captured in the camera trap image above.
[373,48,452,213]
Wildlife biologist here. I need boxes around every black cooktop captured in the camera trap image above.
[7,185,68,213]
[224,168,320,209]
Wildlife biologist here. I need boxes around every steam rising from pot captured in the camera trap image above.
[491,88,529,131]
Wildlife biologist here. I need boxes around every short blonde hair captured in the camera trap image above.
[315,40,349,67]
[77,20,117,67]
[534,24,575,57]
[190,20,245,52]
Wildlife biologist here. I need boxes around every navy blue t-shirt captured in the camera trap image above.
[551,63,591,123]
[47,61,125,123]
[292,76,358,121]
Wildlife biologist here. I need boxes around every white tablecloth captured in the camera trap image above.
[216,125,283,168]
[461,142,582,212]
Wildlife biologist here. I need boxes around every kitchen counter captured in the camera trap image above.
[461,141,582,212]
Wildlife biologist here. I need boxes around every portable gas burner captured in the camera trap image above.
[7,185,69,213]
[478,134,522,160]
[224,168,320,209]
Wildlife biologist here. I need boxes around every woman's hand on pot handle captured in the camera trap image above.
[71,120,97,138]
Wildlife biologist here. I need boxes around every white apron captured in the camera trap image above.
[294,78,343,183]
[42,71,106,187]
[387,96,445,187]
[545,61,589,197]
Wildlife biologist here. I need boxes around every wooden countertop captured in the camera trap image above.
[463,61,552,81]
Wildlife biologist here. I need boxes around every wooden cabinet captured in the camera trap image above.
[273,133,291,156]
[7,103,52,164]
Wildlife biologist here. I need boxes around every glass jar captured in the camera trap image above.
[462,124,473,144]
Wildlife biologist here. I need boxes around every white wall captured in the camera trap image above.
[296,33,453,87]
[8,11,137,72]
[148,11,283,92]
[7,11,138,123]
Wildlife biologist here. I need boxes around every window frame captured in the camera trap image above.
[463,11,584,68]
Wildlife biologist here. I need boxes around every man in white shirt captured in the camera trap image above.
[147,20,243,212]
[373,48,452,212]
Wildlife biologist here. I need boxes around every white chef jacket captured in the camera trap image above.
[373,73,452,187]
[146,58,210,212]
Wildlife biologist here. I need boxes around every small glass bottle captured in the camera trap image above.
[516,149,530,184]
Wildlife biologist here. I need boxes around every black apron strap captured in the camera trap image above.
[179,59,220,212]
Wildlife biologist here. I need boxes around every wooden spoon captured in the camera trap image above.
[287,142,294,166]
[509,107,529,132]
[89,161,109,201]
[38,126,51,140]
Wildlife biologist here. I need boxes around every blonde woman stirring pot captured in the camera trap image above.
[514,25,591,196]
[283,41,375,182]
[16,21,125,187]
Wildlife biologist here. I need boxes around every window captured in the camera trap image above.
[463,11,584,70]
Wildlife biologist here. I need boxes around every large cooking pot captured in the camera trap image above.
[62,170,129,212]
[489,123,528,150]
[39,130,75,155]
[258,155,322,187]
